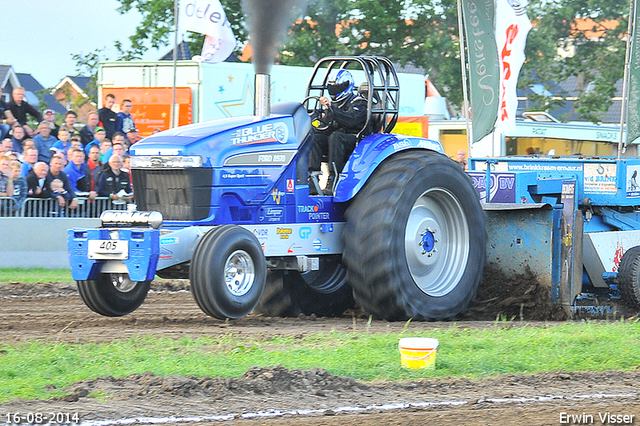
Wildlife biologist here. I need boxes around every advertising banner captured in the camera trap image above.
[461,0,500,143]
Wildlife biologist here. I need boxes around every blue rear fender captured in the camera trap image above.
[333,134,445,202]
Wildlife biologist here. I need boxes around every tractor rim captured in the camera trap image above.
[110,274,138,293]
[404,187,469,297]
[224,250,255,296]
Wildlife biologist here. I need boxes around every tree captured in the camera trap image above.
[108,0,630,123]
[279,0,352,65]
[342,0,462,110]
[71,48,103,105]
[115,0,247,60]
[522,0,628,123]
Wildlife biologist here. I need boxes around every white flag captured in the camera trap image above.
[495,0,531,135]
[180,0,236,63]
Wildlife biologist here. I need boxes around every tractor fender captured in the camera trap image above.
[333,134,445,202]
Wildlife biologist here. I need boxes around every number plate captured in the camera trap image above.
[88,240,129,260]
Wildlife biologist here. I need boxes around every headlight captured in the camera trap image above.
[131,155,203,168]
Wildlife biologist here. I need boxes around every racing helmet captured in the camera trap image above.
[327,69,355,104]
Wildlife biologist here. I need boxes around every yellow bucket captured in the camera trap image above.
[398,337,439,370]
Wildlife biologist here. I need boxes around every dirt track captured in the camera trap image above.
[1,281,639,425]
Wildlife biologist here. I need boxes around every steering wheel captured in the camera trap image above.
[303,96,333,131]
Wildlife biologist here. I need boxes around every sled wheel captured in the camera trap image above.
[342,150,487,320]
[190,225,266,319]
[618,246,640,309]
[77,273,150,317]
[255,257,354,317]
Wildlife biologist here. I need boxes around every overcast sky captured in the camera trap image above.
[1,0,164,88]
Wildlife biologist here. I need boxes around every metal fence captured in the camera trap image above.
[0,197,129,218]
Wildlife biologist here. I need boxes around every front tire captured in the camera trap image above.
[77,273,150,317]
[342,150,486,320]
[190,225,267,319]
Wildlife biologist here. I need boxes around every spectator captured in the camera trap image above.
[98,93,118,139]
[60,111,78,135]
[0,155,14,198]
[70,136,83,152]
[33,121,58,163]
[2,138,12,154]
[43,109,60,138]
[112,143,126,159]
[97,154,132,203]
[20,146,38,178]
[64,147,96,200]
[0,87,18,140]
[112,132,127,151]
[122,153,132,193]
[455,149,468,170]
[102,139,126,164]
[85,127,106,156]
[51,127,72,157]
[79,111,99,147]
[44,156,77,210]
[126,128,141,147]
[52,151,67,168]
[99,138,112,163]
[10,126,26,154]
[8,87,42,136]
[26,162,49,197]
[86,145,102,192]
[116,99,136,135]
[9,160,27,212]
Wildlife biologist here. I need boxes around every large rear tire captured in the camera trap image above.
[255,257,354,317]
[618,246,640,310]
[77,273,150,317]
[190,225,267,320]
[342,150,486,320]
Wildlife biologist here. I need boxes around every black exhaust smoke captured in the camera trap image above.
[242,0,308,116]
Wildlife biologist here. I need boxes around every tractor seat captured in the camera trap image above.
[358,83,384,136]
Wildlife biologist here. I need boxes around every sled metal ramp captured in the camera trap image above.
[483,203,556,291]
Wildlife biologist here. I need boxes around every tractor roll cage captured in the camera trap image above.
[305,56,400,139]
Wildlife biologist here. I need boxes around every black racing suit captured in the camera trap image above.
[308,93,368,179]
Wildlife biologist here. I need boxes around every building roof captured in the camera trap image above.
[517,73,625,124]
[53,76,94,100]
[0,65,10,87]
[16,72,67,115]
[160,41,192,61]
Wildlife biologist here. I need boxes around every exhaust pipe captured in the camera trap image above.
[254,73,271,117]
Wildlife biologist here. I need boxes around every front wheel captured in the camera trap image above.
[342,150,487,320]
[190,225,267,319]
[77,273,150,317]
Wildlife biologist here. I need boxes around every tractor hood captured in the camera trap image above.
[130,114,299,168]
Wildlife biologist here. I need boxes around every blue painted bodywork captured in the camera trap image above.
[469,155,640,307]
[69,105,445,279]
[130,109,445,228]
[68,228,159,282]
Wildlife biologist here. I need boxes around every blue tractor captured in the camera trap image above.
[68,56,487,321]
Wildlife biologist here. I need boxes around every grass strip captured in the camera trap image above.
[1,320,639,402]
[0,268,73,284]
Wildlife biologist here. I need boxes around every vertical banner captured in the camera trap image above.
[627,0,640,145]
[179,0,237,64]
[461,0,501,143]
[495,0,532,136]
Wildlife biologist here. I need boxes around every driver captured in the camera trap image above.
[308,70,367,195]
